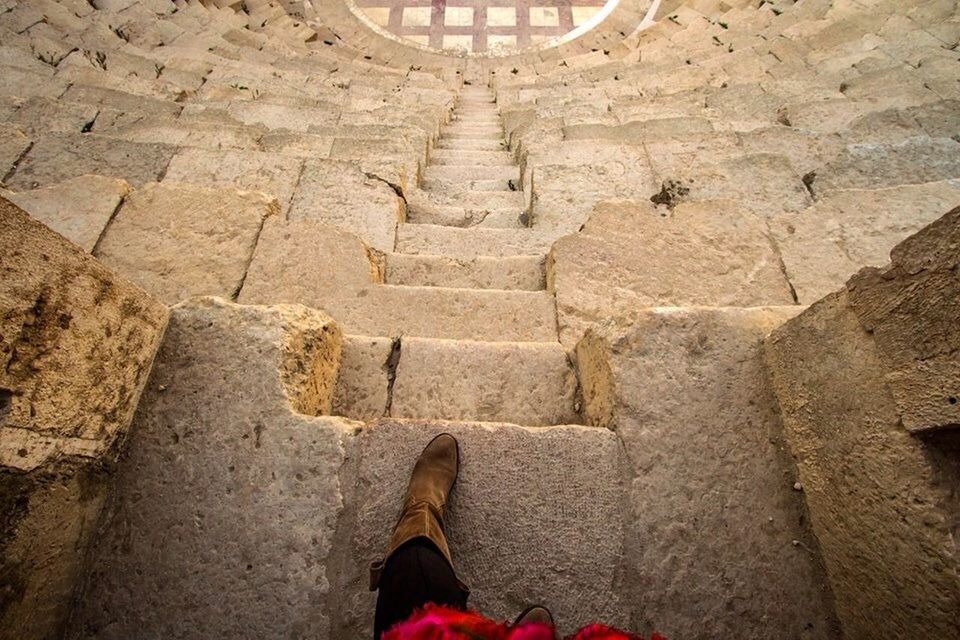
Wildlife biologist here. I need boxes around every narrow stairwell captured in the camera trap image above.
[334,85,580,428]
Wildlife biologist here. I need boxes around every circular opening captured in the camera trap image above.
[347,0,624,56]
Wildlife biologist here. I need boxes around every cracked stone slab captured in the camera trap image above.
[95,182,277,304]
[71,298,355,640]
[549,199,794,348]
[336,419,629,637]
[0,123,31,179]
[577,307,839,640]
[770,180,960,303]
[6,133,176,190]
[2,175,131,252]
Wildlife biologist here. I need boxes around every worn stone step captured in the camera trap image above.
[444,128,504,140]
[405,200,524,228]
[426,164,518,182]
[391,338,579,425]
[396,224,553,258]
[430,149,515,166]
[409,187,525,211]
[385,253,545,290]
[445,123,503,135]
[452,115,501,125]
[421,177,514,192]
[435,137,507,151]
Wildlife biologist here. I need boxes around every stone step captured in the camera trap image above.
[385,253,545,290]
[408,188,525,212]
[444,128,504,141]
[452,115,501,125]
[435,137,508,151]
[392,338,580,425]
[445,123,503,135]
[421,176,514,192]
[396,224,553,258]
[425,164,518,182]
[430,148,515,166]
[405,200,524,228]
[241,281,557,342]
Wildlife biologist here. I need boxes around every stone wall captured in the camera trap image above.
[765,206,960,639]
[0,197,168,640]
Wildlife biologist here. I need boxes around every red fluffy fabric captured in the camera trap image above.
[381,604,665,640]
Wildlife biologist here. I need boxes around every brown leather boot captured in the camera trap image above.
[370,433,465,591]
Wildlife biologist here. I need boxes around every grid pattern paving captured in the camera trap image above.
[355,0,610,52]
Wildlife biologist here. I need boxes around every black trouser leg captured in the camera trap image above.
[373,539,468,639]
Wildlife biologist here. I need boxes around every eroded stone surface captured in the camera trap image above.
[337,419,629,637]
[2,175,131,252]
[333,334,393,421]
[95,182,277,304]
[6,133,175,190]
[549,199,794,347]
[577,307,838,640]
[0,196,167,640]
[0,123,30,179]
[72,298,352,640]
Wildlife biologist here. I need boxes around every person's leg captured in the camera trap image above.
[369,434,469,638]
[373,539,468,638]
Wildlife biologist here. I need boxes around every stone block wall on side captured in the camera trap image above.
[765,206,960,639]
[0,197,168,640]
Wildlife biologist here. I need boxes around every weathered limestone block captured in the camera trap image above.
[390,339,580,426]
[770,180,960,303]
[385,254,545,291]
[810,137,960,195]
[287,159,404,252]
[0,197,167,640]
[338,419,629,637]
[765,207,960,638]
[332,335,394,421]
[549,199,794,348]
[6,133,176,190]
[576,307,838,640]
[239,218,381,304]
[1,175,131,252]
[95,182,277,304]
[0,123,31,179]
[70,298,351,640]
[0,97,98,136]
[163,148,303,214]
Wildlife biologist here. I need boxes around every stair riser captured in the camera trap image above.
[385,254,545,291]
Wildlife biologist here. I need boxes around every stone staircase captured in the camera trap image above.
[2,1,959,640]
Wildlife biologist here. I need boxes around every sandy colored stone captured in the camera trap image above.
[396,224,553,259]
[6,133,175,190]
[163,147,303,214]
[549,199,794,347]
[287,159,403,252]
[385,254,545,290]
[0,123,31,179]
[71,298,352,640]
[95,182,277,304]
[239,218,381,304]
[577,307,838,640]
[0,196,167,640]
[766,287,959,639]
[332,335,393,421]
[227,100,340,131]
[1,96,98,136]
[811,136,960,195]
[2,175,131,252]
[391,338,579,426]
[338,419,629,637]
[771,180,960,303]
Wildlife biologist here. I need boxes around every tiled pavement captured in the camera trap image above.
[354,0,610,52]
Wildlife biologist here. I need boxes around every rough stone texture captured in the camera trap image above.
[0,123,31,179]
[549,199,794,347]
[385,254,545,291]
[162,148,302,215]
[577,307,839,640]
[766,288,960,638]
[1,175,131,252]
[71,298,353,640]
[811,137,960,195]
[6,133,176,190]
[240,218,381,305]
[396,224,553,259]
[0,197,167,640]
[771,180,960,303]
[286,159,404,253]
[391,338,580,426]
[95,182,277,304]
[336,419,630,637]
[333,335,393,421]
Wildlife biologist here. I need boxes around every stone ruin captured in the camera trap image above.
[0,1,958,638]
